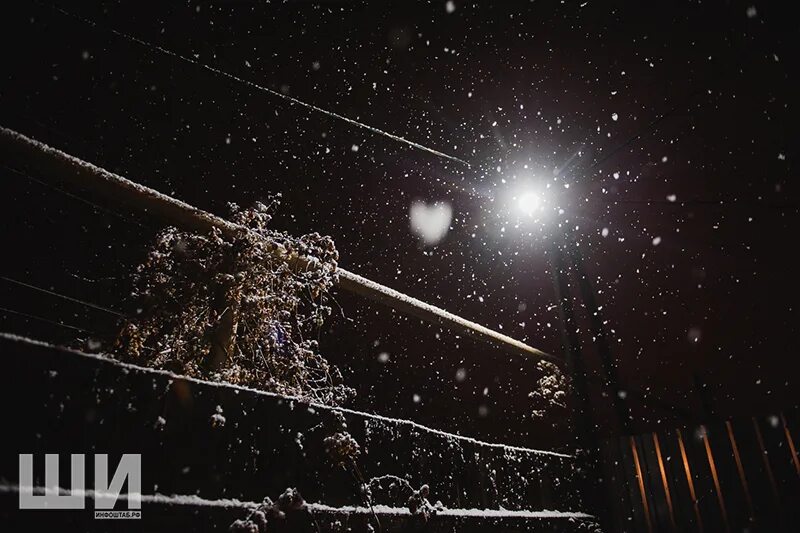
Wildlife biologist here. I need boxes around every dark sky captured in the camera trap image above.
[1,0,797,449]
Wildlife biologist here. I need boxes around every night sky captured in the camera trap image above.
[1,0,797,450]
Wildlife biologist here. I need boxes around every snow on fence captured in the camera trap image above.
[0,484,593,519]
[0,125,558,365]
[0,484,594,532]
[0,333,595,532]
[0,332,568,460]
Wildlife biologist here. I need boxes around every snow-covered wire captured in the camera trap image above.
[46,3,470,168]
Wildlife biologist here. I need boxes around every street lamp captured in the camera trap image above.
[517,191,542,216]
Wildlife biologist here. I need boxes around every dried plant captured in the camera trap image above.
[115,197,354,406]
[365,474,414,506]
[407,483,440,522]
[529,360,571,421]
[229,488,310,533]
[324,431,361,468]
[323,411,361,468]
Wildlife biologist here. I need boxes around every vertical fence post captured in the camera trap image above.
[780,413,800,478]
[630,436,654,533]
[701,425,730,533]
[752,417,780,504]
[676,427,704,533]
[725,420,754,522]
[652,432,677,530]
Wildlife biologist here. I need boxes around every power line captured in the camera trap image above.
[0,275,125,316]
[45,3,471,168]
[0,305,92,333]
[3,165,151,228]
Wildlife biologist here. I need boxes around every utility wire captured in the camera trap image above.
[0,305,92,333]
[3,165,151,228]
[1,275,124,316]
[45,3,471,168]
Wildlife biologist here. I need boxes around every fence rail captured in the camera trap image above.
[0,125,557,364]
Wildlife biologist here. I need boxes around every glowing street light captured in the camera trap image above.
[517,191,542,216]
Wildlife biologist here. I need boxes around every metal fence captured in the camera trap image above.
[606,409,800,532]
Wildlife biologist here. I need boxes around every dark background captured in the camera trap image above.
[0,0,797,452]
